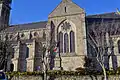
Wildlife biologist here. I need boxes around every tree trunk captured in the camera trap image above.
[102,65,107,80]
[97,58,107,80]
[99,62,107,80]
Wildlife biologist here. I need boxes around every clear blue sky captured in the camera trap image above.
[10,0,120,25]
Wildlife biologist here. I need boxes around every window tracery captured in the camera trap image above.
[61,22,71,31]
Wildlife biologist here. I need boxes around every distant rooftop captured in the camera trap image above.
[86,12,120,18]
[4,21,47,32]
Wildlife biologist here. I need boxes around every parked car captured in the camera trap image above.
[0,72,8,80]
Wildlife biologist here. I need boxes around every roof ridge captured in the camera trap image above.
[10,21,47,27]
[87,12,116,17]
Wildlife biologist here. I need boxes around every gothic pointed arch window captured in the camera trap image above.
[50,21,55,40]
[118,40,120,54]
[59,32,63,53]
[64,33,69,53]
[70,31,75,52]
[57,20,76,54]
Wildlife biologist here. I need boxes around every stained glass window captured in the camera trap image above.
[64,33,69,53]
[59,32,63,53]
[70,31,75,52]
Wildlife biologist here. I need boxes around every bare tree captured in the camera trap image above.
[0,24,20,72]
[86,19,119,80]
[0,40,12,71]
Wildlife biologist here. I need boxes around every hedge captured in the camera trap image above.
[4,70,120,77]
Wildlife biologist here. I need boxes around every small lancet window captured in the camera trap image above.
[26,47,29,58]
[70,31,75,53]
[118,40,120,54]
[65,7,67,13]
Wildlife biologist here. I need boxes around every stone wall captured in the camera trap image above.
[11,75,120,80]
[11,76,43,80]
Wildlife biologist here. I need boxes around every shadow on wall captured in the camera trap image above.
[18,42,27,72]
[99,39,118,71]
[34,41,43,71]
[111,39,118,70]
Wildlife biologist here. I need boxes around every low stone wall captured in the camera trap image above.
[10,75,120,80]
[50,75,120,80]
[11,76,43,80]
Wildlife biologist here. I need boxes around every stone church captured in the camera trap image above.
[0,0,120,72]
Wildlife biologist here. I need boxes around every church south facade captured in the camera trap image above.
[0,0,120,72]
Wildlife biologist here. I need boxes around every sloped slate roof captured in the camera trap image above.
[86,12,120,23]
[86,12,120,18]
[4,21,47,32]
[86,12,120,35]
